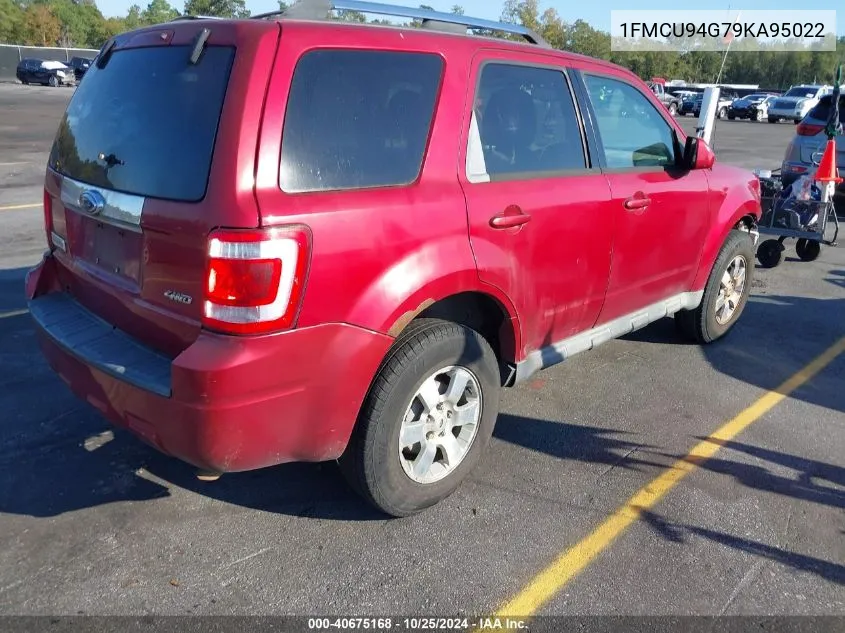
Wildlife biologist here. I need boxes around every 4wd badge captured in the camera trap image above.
[164,290,193,305]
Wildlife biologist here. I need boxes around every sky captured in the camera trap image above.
[94,0,844,35]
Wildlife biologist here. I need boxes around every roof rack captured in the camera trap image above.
[172,14,227,21]
[252,0,550,48]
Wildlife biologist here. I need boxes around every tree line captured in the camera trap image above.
[1,0,843,89]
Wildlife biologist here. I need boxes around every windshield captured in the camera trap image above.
[784,87,818,98]
[48,45,235,202]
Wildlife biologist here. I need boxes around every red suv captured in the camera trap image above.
[25,1,762,517]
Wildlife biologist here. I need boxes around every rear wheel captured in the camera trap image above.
[676,229,755,344]
[338,318,501,517]
[718,107,727,119]
[768,117,778,123]
[796,238,821,262]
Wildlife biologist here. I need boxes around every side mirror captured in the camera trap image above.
[682,136,716,170]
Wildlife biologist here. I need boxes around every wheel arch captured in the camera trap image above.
[386,288,522,386]
[691,199,761,292]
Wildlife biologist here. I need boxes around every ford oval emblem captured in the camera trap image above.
[79,190,105,216]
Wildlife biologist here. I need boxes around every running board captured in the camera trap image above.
[511,291,704,385]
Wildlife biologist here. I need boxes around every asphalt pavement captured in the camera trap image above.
[0,83,843,622]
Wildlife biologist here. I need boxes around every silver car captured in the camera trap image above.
[781,93,845,215]
[768,84,833,124]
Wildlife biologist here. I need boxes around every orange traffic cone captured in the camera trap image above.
[814,139,843,183]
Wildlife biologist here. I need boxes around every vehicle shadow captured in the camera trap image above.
[492,414,665,474]
[637,508,845,585]
[3,275,658,521]
[0,265,28,313]
[681,438,844,511]
[623,293,845,415]
[3,259,842,521]
[827,270,845,289]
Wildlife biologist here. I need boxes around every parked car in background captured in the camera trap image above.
[767,84,833,123]
[681,89,738,119]
[780,93,845,216]
[26,3,763,517]
[68,56,93,81]
[728,93,777,121]
[647,80,682,115]
[15,59,75,87]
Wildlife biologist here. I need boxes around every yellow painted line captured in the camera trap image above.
[0,203,40,211]
[0,309,29,319]
[493,335,845,620]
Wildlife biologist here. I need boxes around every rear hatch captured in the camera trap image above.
[799,94,845,168]
[44,19,280,357]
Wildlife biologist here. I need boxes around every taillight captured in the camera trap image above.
[202,226,310,335]
[796,122,824,136]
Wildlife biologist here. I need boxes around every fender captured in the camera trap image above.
[344,234,522,351]
[691,170,762,292]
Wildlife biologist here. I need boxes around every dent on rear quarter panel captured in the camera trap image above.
[691,165,762,291]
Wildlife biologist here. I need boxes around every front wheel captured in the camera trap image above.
[757,238,784,268]
[48,75,59,87]
[675,229,755,344]
[668,102,678,116]
[338,318,501,517]
[718,107,727,119]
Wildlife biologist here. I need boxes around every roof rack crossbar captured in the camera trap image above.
[252,0,550,48]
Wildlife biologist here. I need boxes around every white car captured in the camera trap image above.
[767,84,833,123]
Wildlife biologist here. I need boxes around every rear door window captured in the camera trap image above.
[279,50,444,193]
[469,62,588,180]
[48,45,235,202]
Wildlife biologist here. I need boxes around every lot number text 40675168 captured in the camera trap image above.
[307,617,528,630]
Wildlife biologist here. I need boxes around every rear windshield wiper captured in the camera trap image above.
[189,28,212,65]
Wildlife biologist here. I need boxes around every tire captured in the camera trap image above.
[796,238,821,262]
[756,238,784,268]
[668,102,678,116]
[675,229,755,344]
[728,113,736,120]
[718,107,727,119]
[768,117,778,123]
[338,318,501,517]
[48,75,59,87]
[755,110,764,122]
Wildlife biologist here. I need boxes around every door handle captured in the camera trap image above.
[623,194,651,211]
[490,205,532,229]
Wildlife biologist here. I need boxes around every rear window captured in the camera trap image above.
[279,50,444,193]
[807,95,845,124]
[48,45,235,202]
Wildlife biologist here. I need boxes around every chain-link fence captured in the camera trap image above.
[0,44,99,82]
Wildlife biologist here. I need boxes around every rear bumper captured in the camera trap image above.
[26,253,394,473]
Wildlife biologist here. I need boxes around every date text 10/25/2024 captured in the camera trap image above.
[307,618,528,631]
